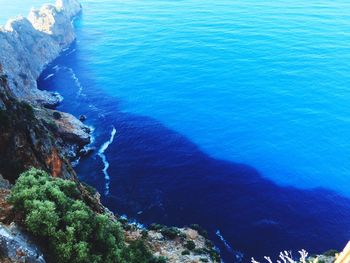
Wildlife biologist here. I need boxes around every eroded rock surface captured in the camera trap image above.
[0,0,81,106]
[0,224,46,263]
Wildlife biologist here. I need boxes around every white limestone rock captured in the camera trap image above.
[0,0,82,106]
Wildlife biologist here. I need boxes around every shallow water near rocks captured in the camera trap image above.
[4,0,350,261]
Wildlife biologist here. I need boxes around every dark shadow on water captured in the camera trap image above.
[38,45,350,262]
[99,112,350,262]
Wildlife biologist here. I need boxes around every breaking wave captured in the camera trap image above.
[98,127,117,195]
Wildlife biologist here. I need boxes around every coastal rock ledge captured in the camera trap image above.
[0,0,90,150]
[0,0,82,106]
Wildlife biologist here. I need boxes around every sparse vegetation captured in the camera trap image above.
[81,182,97,196]
[53,111,62,120]
[149,223,165,231]
[185,240,196,251]
[160,227,181,240]
[323,249,338,257]
[149,223,182,240]
[189,224,209,239]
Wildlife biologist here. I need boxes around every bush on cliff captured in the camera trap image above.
[10,168,160,263]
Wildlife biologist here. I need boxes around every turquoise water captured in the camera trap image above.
[2,0,350,194]
[4,0,350,260]
[75,0,350,194]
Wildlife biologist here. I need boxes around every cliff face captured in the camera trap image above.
[0,1,220,262]
[0,76,74,182]
[0,0,82,106]
[0,0,90,173]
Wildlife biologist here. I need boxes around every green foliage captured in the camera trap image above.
[185,240,196,251]
[81,182,97,196]
[18,101,34,119]
[205,239,214,248]
[153,256,167,263]
[160,227,181,240]
[53,111,62,120]
[118,217,128,225]
[10,168,158,263]
[149,224,181,240]
[141,230,149,239]
[323,249,338,257]
[149,223,165,231]
[181,250,190,255]
[208,249,221,262]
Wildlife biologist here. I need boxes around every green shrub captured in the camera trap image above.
[209,250,221,262]
[160,227,180,240]
[149,223,165,231]
[18,101,34,119]
[118,217,128,225]
[141,230,148,239]
[185,240,196,250]
[323,249,338,257]
[53,111,62,120]
[154,256,167,263]
[81,182,97,195]
[205,239,214,248]
[10,168,158,263]
[181,250,190,255]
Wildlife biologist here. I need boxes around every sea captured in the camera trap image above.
[2,0,350,261]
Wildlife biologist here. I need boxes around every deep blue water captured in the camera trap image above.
[5,0,350,261]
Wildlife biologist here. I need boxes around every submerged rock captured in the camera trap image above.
[79,114,87,122]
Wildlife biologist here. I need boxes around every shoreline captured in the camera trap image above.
[0,1,222,262]
[0,0,92,161]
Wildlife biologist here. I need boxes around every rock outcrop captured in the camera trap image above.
[0,224,46,263]
[0,0,81,106]
[0,76,76,182]
[0,1,222,262]
[0,0,90,163]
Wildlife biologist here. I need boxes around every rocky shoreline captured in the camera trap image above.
[0,0,90,158]
[0,1,220,262]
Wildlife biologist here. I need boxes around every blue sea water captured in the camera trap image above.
[72,0,350,195]
[4,0,350,261]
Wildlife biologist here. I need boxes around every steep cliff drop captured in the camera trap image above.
[0,0,92,170]
[0,0,82,107]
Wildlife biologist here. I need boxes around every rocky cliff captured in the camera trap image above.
[0,0,91,166]
[0,1,219,262]
[0,0,82,106]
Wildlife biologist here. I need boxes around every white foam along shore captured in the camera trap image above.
[98,127,117,195]
[0,0,82,107]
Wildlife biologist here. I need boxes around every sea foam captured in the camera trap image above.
[98,127,117,195]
